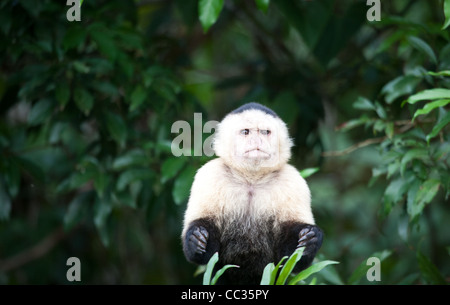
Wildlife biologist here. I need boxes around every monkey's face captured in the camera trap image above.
[214,109,292,172]
[234,126,277,163]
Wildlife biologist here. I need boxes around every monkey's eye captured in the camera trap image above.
[260,130,271,135]
[240,129,250,135]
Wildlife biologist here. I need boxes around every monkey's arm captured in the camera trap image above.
[276,222,323,272]
[183,218,221,265]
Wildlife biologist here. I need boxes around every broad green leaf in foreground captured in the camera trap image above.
[288,260,339,285]
[276,247,304,285]
[203,252,239,285]
[203,252,219,285]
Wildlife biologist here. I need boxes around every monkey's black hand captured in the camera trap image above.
[297,225,322,252]
[188,226,209,255]
[295,224,323,271]
[183,218,220,265]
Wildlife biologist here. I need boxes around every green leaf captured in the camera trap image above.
[112,149,148,170]
[4,159,20,198]
[255,0,270,13]
[15,156,45,183]
[383,177,412,216]
[198,0,224,33]
[427,70,450,77]
[260,256,289,285]
[55,81,70,109]
[211,264,239,285]
[407,36,437,64]
[385,122,394,139]
[260,263,276,285]
[64,192,92,231]
[289,260,339,285]
[276,247,304,285]
[272,256,288,281]
[172,165,196,205]
[73,88,94,115]
[89,23,117,61]
[93,170,108,198]
[299,168,319,179]
[400,148,429,176]
[381,75,421,104]
[105,112,127,146]
[203,252,219,285]
[311,1,366,66]
[161,157,186,183]
[94,196,112,247]
[69,170,95,190]
[374,102,387,119]
[413,99,450,121]
[404,88,450,105]
[63,26,86,50]
[112,190,137,209]
[274,0,332,52]
[28,99,52,126]
[116,169,154,191]
[72,61,90,74]
[408,179,440,221]
[129,85,147,111]
[336,116,371,132]
[426,110,450,143]
[348,250,392,284]
[353,96,375,111]
[417,251,446,284]
[443,0,450,30]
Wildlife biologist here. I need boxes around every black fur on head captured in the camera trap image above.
[230,102,278,118]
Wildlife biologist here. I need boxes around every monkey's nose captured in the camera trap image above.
[249,136,262,147]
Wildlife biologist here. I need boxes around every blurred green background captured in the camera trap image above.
[0,0,449,284]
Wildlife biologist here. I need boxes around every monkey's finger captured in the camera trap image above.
[297,236,318,249]
[298,231,315,243]
[193,227,209,244]
[189,235,207,253]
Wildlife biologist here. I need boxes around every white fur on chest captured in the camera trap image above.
[182,159,314,237]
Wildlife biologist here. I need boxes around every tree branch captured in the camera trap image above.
[322,122,416,157]
[321,137,385,157]
[0,227,67,272]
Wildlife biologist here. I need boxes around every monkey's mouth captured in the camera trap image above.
[244,148,270,158]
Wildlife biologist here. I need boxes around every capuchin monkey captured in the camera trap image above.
[181,102,323,285]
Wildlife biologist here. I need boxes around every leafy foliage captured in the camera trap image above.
[259,247,339,285]
[201,248,338,285]
[202,252,239,285]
